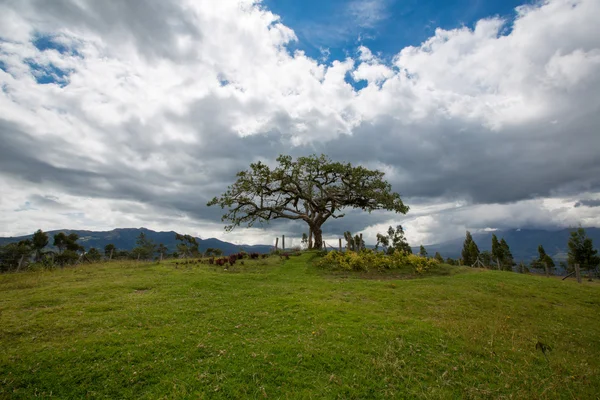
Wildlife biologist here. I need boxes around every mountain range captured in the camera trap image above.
[1,227,599,262]
[0,228,272,256]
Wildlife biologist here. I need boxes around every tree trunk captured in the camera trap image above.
[312,226,323,250]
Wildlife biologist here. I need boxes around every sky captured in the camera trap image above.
[1,0,599,248]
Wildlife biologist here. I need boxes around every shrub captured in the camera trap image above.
[250,252,260,259]
[317,249,438,274]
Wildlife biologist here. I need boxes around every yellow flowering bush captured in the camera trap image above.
[317,249,439,274]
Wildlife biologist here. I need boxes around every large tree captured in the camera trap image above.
[208,154,409,249]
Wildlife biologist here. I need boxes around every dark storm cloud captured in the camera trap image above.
[575,199,600,208]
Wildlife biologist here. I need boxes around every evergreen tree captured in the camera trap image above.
[536,245,555,273]
[419,245,428,257]
[434,252,444,263]
[491,234,503,268]
[499,239,514,271]
[461,231,480,266]
[567,227,600,271]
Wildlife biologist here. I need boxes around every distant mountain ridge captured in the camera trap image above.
[0,227,273,256]
[414,228,600,263]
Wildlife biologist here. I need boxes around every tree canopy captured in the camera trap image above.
[208,154,409,249]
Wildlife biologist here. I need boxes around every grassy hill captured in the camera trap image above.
[1,253,599,399]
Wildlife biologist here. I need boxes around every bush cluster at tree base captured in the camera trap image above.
[317,249,438,274]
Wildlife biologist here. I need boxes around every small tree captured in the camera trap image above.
[133,232,156,260]
[86,248,102,262]
[157,243,168,260]
[419,245,428,257]
[534,245,555,274]
[175,233,199,258]
[53,232,83,254]
[434,252,444,263]
[104,244,116,258]
[208,154,409,250]
[461,231,480,266]
[567,227,600,271]
[32,229,49,262]
[376,225,412,255]
[53,232,68,254]
[0,240,33,272]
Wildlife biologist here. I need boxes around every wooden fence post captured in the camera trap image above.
[339,238,342,252]
[275,237,279,251]
[282,235,285,251]
[575,264,581,284]
[544,262,549,278]
[109,249,113,261]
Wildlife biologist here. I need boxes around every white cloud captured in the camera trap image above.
[0,0,599,245]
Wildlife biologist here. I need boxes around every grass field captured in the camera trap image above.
[1,253,599,399]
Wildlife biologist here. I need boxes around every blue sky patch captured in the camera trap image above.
[32,33,80,57]
[24,59,72,87]
[345,71,368,91]
[263,0,533,64]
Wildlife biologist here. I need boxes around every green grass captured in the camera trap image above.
[1,253,599,399]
